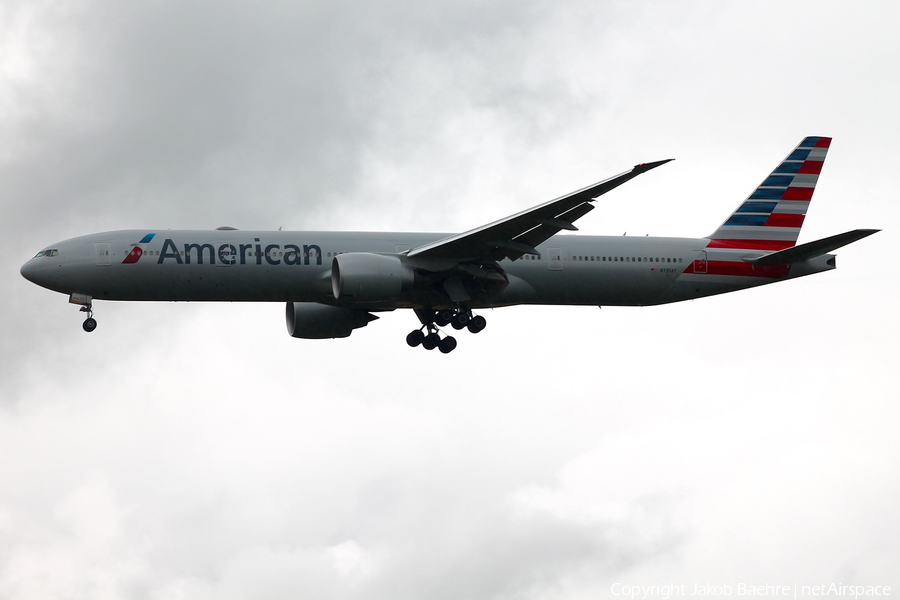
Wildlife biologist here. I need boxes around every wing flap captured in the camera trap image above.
[503,204,596,260]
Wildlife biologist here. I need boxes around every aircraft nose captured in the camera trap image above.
[20,259,38,283]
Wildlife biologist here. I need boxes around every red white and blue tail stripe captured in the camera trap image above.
[708,136,831,250]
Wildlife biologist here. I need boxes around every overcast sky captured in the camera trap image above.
[2,1,898,598]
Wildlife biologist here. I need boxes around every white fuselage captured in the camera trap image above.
[21,229,835,309]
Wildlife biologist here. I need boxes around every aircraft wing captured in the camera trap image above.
[407,159,673,264]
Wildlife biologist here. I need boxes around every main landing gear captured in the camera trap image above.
[406,307,486,353]
[80,304,97,333]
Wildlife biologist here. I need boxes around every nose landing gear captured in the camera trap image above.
[80,305,97,332]
[69,294,97,333]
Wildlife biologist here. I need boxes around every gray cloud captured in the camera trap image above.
[2,1,899,598]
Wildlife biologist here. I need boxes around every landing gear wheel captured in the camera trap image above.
[467,315,486,334]
[436,309,453,326]
[406,330,425,347]
[438,336,457,354]
[82,317,97,333]
[422,332,440,350]
[451,311,469,329]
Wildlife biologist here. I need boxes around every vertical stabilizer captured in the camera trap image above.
[708,136,831,250]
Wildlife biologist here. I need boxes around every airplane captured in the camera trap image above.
[21,136,878,353]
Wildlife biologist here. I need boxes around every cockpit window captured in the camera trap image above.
[34,249,58,258]
[34,251,45,258]
[50,249,58,257]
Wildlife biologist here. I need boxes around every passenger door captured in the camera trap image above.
[95,243,110,266]
[548,247,563,271]
[693,250,708,274]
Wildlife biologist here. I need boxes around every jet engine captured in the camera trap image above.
[285,302,378,339]
[331,253,414,301]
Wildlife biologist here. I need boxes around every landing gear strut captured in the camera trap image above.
[406,306,487,353]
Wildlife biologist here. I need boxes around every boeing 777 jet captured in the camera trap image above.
[21,137,877,353]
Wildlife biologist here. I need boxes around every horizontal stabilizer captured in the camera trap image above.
[745,229,879,265]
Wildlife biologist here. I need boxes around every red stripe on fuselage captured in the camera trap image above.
[706,239,795,250]
[705,260,790,278]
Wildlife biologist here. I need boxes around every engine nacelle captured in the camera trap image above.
[331,252,413,301]
[285,302,377,339]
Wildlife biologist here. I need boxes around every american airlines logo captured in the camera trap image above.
[121,233,157,264]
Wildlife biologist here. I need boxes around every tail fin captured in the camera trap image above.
[708,136,831,250]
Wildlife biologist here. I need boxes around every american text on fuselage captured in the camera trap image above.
[156,238,323,266]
